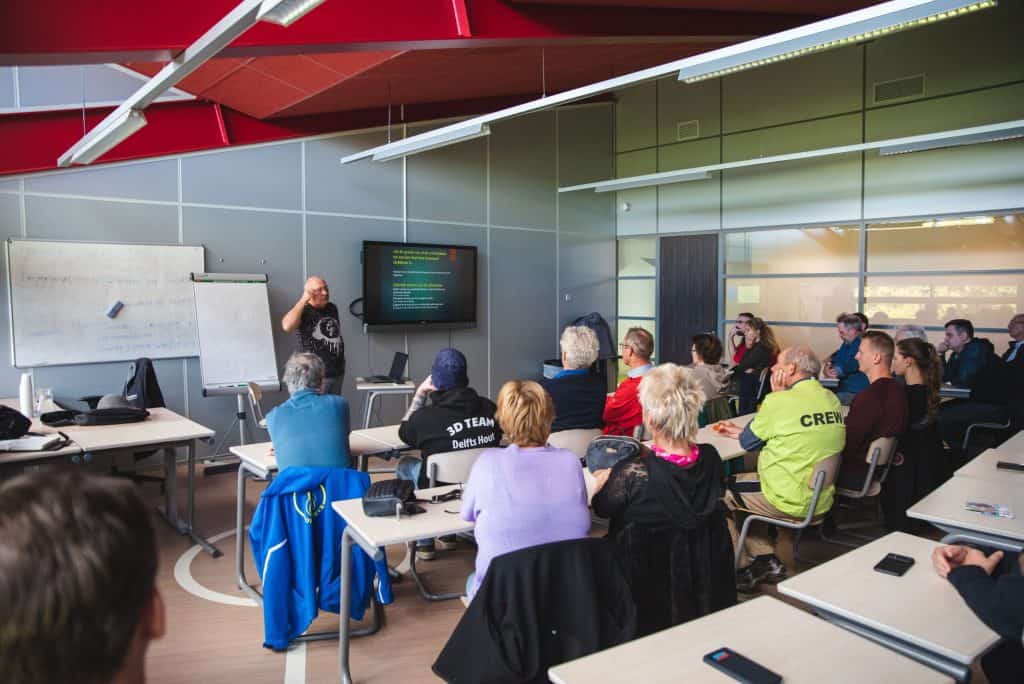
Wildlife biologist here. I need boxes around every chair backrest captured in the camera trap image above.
[755,367,771,404]
[808,451,842,490]
[427,447,488,486]
[247,381,267,427]
[548,428,601,458]
[865,436,898,466]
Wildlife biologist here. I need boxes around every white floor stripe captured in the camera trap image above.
[284,642,307,684]
[173,528,257,607]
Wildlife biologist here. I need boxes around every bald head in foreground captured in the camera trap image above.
[282,276,346,394]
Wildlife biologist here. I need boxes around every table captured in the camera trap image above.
[355,379,416,429]
[778,532,1000,682]
[229,427,412,603]
[819,377,970,399]
[1,398,218,556]
[998,429,1024,453]
[548,595,950,684]
[334,484,474,684]
[907,475,1024,551]
[694,412,755,461]
[954,447,1024,482]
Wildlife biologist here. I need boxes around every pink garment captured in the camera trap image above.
[650,443,700,467]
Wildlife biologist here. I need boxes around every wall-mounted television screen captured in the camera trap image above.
[362,241,478,331]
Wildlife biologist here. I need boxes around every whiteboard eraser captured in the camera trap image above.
[107,301,124,318]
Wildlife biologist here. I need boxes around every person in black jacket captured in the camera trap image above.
[540,325,605,433]
[731,317,779,415]
[932,544,1024,683]
[591,363,736,636]
[397,348,501,560]
[936,319,1009,451]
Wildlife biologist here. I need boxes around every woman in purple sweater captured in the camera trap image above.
[460,380,591,601]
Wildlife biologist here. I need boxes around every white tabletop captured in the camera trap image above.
[694,412,755,461]
[998,429,1024,454]
[907,475,1024,543]
[548,596,950,684]
[355,424,406,449]
[331,484,474,549]
[229,426,411,477]
[778,532,999,666]
[355,379,416,392]
[955,447,1024,482]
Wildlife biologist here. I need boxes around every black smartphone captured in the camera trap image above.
[874,552,915,576]
[996,461,1024,472]
[703,648,782,684]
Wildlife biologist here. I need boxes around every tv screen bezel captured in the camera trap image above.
[361,240,479,332]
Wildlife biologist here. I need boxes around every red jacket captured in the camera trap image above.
[602,375,643,436]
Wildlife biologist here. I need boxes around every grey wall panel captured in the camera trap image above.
[407,128,487,225]
[183,143,301,210]
[25,159,178,203]
[489,228,556,388]
[558,230,616,329]
[24,195,179,243]
[865,83,1024,141]
[558,104,614,187]
[657,137,721,233]
[658,77,720,146]
[865,1,1024,107]
[0,179,19,192]
[18,65,145,107]
[0,67,14,108]
[559,191,614,236]
[490,112,556,230]
[616,82,656,153]
[0,194,23,392]
[305,131,403,218]
[406,221,490,396]
[722,114,862,229]
[305,213,406,422]
[722,46,862,134]
[617,149,657,236]
[182,206,302,405]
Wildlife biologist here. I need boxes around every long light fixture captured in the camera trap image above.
[57,0,328,167]
[677,0,996,83]
[366,122,491,163]
[341,0,995,165]
[68,110,148,165]
[559,119,1024,193]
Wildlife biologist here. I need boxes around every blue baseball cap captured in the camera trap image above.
[431,348,468,391]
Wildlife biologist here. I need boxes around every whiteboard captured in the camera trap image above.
[192,275,279,392]
[7,239,204,367]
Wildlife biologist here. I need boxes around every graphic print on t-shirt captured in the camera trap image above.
[298,303,344,377]
[312,316,341,355]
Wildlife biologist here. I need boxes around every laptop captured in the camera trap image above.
[365,352,408,384]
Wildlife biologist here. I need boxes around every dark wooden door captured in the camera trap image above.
[659,233,719,365]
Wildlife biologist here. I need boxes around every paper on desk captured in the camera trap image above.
[965,501,1014,519]
[0,434,65,451]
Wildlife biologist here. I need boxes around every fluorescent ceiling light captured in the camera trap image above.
[69,110,148,165]
[880,123,1024,154]
[342,0,993,165]
[559,119,1024,193]
[258,0,327,26]
[341,123,492,163]
[57,0,326,167]
[678,0,996,83]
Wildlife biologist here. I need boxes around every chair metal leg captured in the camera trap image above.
[407,541,464,601]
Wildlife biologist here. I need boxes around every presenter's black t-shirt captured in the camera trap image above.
[297,302,345,379]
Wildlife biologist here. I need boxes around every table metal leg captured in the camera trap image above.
[160,446,184,533]
[236,463,262,603]
[186,440,222,558]
[361,392,373,430]
[939,530,1024,554]
[406,541,463,602]
[339,528,354,684]
[815,608,971,683]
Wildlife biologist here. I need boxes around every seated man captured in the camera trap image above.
[603,326,654,436]
[837,331,908,490]
[932,544,1024,684]
[398,348,502,559]
[937,318,1009,449]
[823,313,869,404]
[541,325,606,433]
[266,352,352,470]
[0,470,165,684]
[718,345,845,592]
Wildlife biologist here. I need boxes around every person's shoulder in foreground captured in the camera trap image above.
[0,469,165,684]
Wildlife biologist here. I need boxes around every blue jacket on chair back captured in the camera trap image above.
[249,467,393,650]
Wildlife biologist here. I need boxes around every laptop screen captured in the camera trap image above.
[388,352,408,380]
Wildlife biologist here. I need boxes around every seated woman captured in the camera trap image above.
[540,325,606,433]
[732,317,779,414]
[591,364,736,636]
[265,352,352,470]
[460,380,590,601]
[690,333,729,421]
[882,337,949,531]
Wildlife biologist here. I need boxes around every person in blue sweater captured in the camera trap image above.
[266,352,352,470]
[824,312,869,404]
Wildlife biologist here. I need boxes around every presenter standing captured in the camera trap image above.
[281,276,345,394]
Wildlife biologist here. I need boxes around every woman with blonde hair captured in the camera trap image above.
[591,364,736,635]
[459,380,590,600]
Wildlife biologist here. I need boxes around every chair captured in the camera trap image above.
[962,418,1012,452]
[828,436,899,545]
[408,447,488,602]
[548,428,601,458]
[733,452,841,570]
[247,381,268,430]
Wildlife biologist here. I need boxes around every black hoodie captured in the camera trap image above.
[398,386,502,464]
